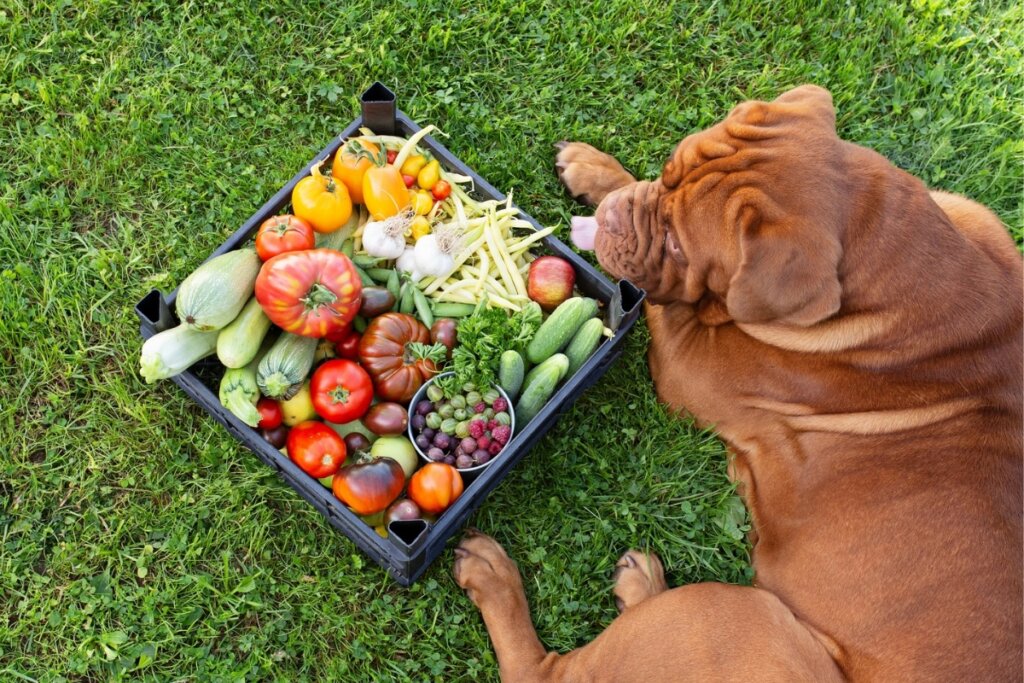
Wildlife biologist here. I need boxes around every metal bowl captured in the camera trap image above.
[407,372,516,475]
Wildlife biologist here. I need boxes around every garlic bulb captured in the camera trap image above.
[362,211,412,259]
[413,228,459,278]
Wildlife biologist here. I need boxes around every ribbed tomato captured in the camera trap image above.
[358,313,445,402]
[255,249,363,339]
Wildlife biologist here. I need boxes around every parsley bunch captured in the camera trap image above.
[438,300,542,396]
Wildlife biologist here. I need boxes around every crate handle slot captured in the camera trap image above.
[387,519,428,551]
[361,82,397,135]
[135,289,178,333]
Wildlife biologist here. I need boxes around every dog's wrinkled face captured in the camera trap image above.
[595,86,849,327]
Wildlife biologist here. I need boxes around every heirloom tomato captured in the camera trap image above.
[408,463,463,514]
[255,249,362,338]
[332,454,405,516]
[358,313,445,402]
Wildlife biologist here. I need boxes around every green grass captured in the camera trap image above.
[1,0,1020,680]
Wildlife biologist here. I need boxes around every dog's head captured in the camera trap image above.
[595,85,849,326]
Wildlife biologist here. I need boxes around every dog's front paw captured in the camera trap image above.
[612,550,668,612]
[555,141,636,206]
[453,529,525,609]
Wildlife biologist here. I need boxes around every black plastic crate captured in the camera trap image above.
[135,83,645,585]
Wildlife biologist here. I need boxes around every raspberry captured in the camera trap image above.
[488,441,502,455]
[492,425,511,445]
[492,397,508,412]
[476,435,491,450]
[474,402,487,414]
[468,420,486,439]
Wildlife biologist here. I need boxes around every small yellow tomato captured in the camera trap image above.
[417,159,441,190]
[400,154,428,178]
[292,169,352,233]
[411,190,434,216]
[410,216,431,241]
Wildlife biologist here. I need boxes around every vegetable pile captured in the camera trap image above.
[140,125,612,538]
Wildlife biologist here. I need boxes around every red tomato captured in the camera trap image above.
[255,248,362,338]
[431,180,451,201]
[386,149,398,164]
[310,359,373,423]
[334,330,362,360]
[287,421,346,478]
[254,215,316,261]
[408,463,463,514]
[257,397,283,429]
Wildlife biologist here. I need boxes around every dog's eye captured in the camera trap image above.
[665,232,687,266]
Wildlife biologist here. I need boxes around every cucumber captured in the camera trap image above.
[431,302,476,318]
[525,297,598,364]
[412,288,434,327]
[216,296,271,368]
[176,248,261,331]
[515,354,569,424]
[257,332,318,399]
[498,350,526,401]
[522,353,570,392]
[564,317,604,376]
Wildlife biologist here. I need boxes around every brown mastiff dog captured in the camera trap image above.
[452,86,1023,681]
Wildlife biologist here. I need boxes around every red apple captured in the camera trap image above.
[527,256,576,311]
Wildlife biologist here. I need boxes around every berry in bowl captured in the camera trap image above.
[407,372,515,474]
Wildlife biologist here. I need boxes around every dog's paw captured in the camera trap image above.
[555,141,636,206]
[453,529,524,609]
[612,550,668,612]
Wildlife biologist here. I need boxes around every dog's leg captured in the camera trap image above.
[555,141,636,206]
[455,531,844,683]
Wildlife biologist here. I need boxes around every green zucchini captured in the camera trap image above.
[176,248,261,331]
[216,296,271,368]
[498,350,526,401]
[525,297,598,364]
[219,343,267,427]
[431,302,476,318]
[139,324,219,384]
[515,354,569,424]
[257,332,318,399]
[564,317,604,376]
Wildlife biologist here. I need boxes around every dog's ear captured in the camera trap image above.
[726,203,842,327]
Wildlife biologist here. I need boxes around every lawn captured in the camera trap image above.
[1,0,1020,680]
